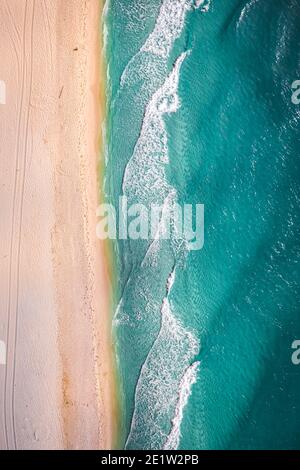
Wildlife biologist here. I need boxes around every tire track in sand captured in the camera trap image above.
[4,0,35,450]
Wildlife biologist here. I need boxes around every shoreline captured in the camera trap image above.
[98,0,120,449]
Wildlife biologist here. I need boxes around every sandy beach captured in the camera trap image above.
[0,0,117,450]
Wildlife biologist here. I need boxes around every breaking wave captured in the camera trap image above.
[125,269,200,450]
[163,361,200,450]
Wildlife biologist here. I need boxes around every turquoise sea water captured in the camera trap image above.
[104,0,300,450]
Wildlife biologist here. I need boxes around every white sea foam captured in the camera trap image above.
[195,0,211,12]
[140,0,209,59]
[120,0,204,88]
[122,52,187,207]
[237,0,259,30]
[103,0,111,173]
[194,0,205,7]
[103,0,110,49]
[166,268,176,292]
[125,268,200,450]
[163,361,200,450]
[141,0,191,59]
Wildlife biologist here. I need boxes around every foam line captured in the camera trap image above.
[163,361,200,450]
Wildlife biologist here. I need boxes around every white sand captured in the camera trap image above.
[0,0,116,450]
